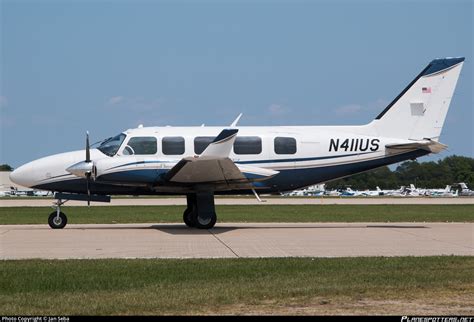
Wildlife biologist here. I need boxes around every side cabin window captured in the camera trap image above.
[234,136,262,155]
[162,136,185,155]
[123,137,157,155]
[194,136,214,154]
[274,137,297,154]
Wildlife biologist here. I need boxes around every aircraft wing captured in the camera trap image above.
[386,139,447,153]
[164,129,279,185]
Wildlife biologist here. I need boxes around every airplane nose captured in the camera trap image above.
[9,162,36,188]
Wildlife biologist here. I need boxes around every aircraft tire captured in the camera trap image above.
[195,212,217,229]
[48,211,67,229]
[183,208,196,227]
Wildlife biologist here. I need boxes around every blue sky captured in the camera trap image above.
[1,0,472,168]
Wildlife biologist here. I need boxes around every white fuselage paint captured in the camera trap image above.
[9,125,422,194]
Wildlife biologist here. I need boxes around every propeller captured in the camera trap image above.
[85,131,91,206]
[66,131,94,206]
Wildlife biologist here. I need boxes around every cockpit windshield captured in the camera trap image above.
[97,133,126,156]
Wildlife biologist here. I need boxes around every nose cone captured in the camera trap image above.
[9,162,36,188]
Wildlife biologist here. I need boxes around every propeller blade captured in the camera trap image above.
[86,172,91,206]
[86,131,91,163]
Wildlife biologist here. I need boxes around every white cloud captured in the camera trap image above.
[334,99,389,117]
[267,103,288,116]
[107,96,124,105]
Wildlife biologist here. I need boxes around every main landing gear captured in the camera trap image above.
[183,192,217,229]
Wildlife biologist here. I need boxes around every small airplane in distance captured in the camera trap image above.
[404,183,426,197]
[374,186,397,196]
[360,186,384,197]
[10,57,465,229]
[340,187,362,197]
[458,183,474,196]
[387,186,407,197]
[428,185,458,197]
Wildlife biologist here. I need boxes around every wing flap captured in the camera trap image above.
[166,158,279,184]
[166,158,245,183]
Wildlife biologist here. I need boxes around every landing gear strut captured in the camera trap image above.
[48,199,68,229]
[183,192,217,229]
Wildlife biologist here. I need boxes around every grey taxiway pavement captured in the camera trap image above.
[1,222,472,259]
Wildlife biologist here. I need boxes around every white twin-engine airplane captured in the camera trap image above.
[10,57,465,229]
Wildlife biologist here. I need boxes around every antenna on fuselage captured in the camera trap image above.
[230,113,243,127]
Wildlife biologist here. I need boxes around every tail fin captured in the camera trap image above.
[459,182,468,190]
[368,57,464,140]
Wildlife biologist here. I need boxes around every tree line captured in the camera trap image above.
[325,155,474,190]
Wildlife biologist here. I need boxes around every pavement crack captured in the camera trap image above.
[209,230,240,258]
[390,227,474,251]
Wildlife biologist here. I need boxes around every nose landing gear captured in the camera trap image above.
[48,199,68,229]
[46,193,111,229]
[48,211,67,229]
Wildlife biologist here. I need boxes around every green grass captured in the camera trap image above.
[0,204,473,225]
[0,256,472,315]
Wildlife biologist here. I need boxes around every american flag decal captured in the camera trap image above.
[422,87,432,93]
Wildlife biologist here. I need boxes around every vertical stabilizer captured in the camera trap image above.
[368,57,464,140]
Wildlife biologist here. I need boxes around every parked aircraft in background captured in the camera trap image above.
[428,185,458,197]
[374,186,398,196]
[404,184,426,197]
[324,189,341,197]
[9,57,465,229]
[0,187,52,197]
[360,187,384,197]
[341,187,363,197]
[458,183,474,196]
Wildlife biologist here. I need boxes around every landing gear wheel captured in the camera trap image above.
[195,212,217,229]
[48,211,67,229]
[183,208,196,227]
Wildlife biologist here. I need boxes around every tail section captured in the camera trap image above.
[368,57,464,140]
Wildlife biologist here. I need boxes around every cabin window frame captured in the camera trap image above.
[274,137,297,155]
[162,136,185,155]
[233,136,262,155]
[122,136,158,155]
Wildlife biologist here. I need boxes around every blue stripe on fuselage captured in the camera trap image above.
[106,151,375,170]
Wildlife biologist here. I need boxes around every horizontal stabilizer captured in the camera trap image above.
[386,139,447,153]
